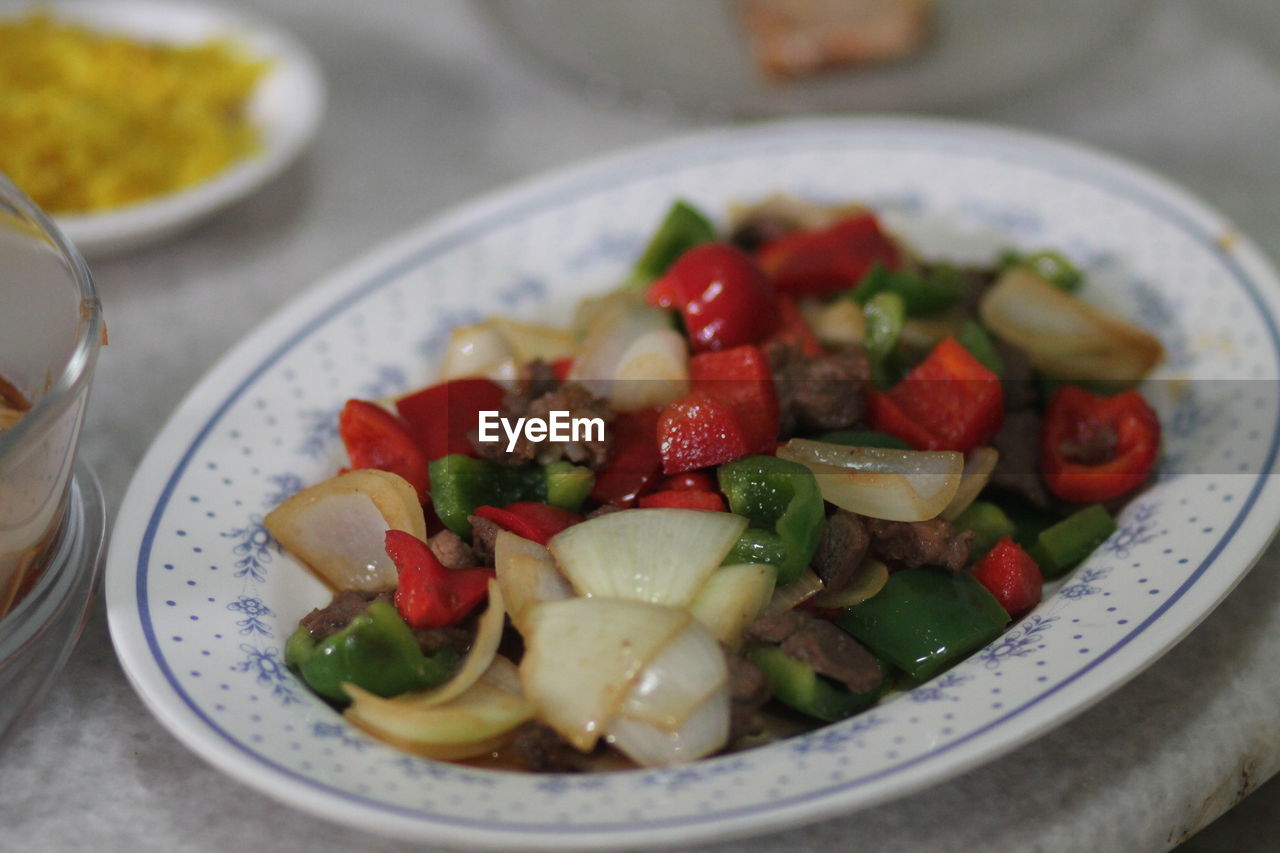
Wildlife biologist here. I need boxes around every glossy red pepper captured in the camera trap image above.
[550,357,574,381]
[657,394,753,475]
[638,489,727,512]
[659,471,717,492]
[385,530,495,629]
[756,213,902,297]
[395,378,505,461]
[338,399,430,503]
[971,536,1043,619]
[688,345,780,454]
[1041,386,1160,503]
[472,502,583,546]
[588,407,663,507]
[647,243,778,353]
[765,295,823,357]
[868,337,1004,453]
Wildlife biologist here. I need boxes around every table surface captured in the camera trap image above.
[3,1,1280,850]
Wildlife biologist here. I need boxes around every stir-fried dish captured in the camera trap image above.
[268,197,1164,770]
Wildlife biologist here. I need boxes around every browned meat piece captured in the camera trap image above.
[502,359,560,417]
[298,589,387,641]
[995,338,1038,412]
[731,213,797,252]
[468,514,502,568]
[428,529,477,569]
[507,722,589,772]
[746,610,882,694]
[767,342,871,435]
[471,381,614,470]
[412,625,473,656]
[864,516,973,572]
[811,509,870,595]
[990,409,1051,509]
[726,650,772,741]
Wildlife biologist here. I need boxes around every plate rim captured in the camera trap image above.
[106,116,1280,849]
[0,0,327,255]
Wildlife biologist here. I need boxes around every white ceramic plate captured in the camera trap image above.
[1,0,325,256]
[106,119,1280,849]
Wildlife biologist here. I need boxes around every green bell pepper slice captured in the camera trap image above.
[837,568,1009,681]
[952,500,1017,560]
[862,290,905,366]
[997,249,1084,293]
[1028,503,1117,579]
[851,262,964,316]
[745,643,886,722]
[285,600,458,704]
[428,454,546,538]
[627,200,717,288]
[717,455,825,586]
[543,460,594,512]
[958,321,1004,377]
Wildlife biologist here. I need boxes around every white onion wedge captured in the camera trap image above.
[549,508,748,608]
[810,299,866,347]
[810,558,890,608]
[493,531,573,631]
[688,564,777,649]
[519,598,690,751]
[488,318,576,364]
[979,266,1163,382]
[264,469,425,591]
[439,323,517,381]
[619,618,729,730]
[762,568,824,616]
[607,681,730,767]
[777,439,963,522]
[570,299,687,410]
[609,329,690,412]
[344,656,534,760]
[385,580,505,710]
[940,447,1000,521]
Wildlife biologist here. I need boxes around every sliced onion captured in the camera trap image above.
[687,563,777,649]
[609,329,690,412]
[762,568,824,616]
[777,439,963,521]
[264,469,425,591]
[519,598,690,751]
[898,312,968,352]
[979,266,1163,382]
[619,619,728,730]
[607,682,730,768]
[940,447,999,521]
[809,299,866,347]
[494,530,574,631]
[487,317,575,364]
[570,299,685,410]
[549,508,747,608]
[382,580,505,710]
[810,558,889,608]
[439,323,517,382]
[344,655,534,760]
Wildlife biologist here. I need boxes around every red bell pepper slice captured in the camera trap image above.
[658,394,753,475]
[659,471,717,492]
[589,407,664,507]
[472,502,583,546]
[385,529,495,629]
[971,536,1043,619]
[688,345,780,454]
[868,337,1004,453]
[638,489,727,512]
[550,357,574,381]
[765,295,823,357]
[756,213,902,297]
[395,378,505,461]
[647,243,778,353]
[1040,385,1160,503]
[338,399,430,503]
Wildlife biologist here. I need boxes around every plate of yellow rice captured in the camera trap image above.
[0,0,325,255]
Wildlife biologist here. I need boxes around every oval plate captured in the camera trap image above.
[0,0,325,256]
[106,119,1280,849]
